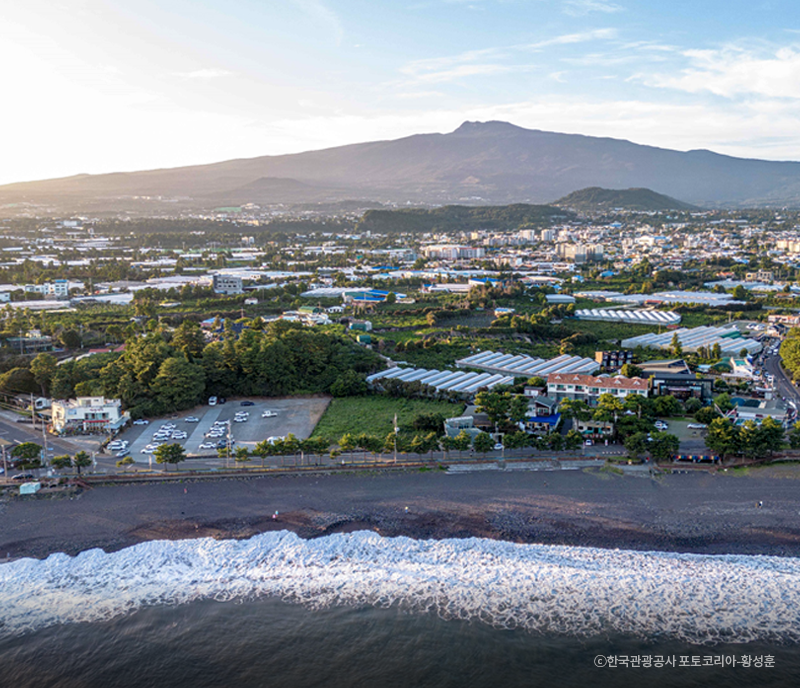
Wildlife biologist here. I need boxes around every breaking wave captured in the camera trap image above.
[2,531,799,643]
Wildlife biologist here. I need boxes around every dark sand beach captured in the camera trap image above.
[3,467,800,559]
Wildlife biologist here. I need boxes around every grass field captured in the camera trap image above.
[311,395,466,442]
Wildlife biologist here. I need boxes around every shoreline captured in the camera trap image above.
[4,467,800,561]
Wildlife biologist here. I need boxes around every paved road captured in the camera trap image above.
[764,347,800,406]
[0,414,81,476]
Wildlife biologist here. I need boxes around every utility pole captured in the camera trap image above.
[30,393,35,430]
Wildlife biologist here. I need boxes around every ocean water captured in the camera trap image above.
[1,531,799,687]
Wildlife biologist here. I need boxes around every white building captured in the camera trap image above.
[212,274,244,295]
[51,396,128,434]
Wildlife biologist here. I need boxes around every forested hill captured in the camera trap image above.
[554,187,698,211]
[356,204,574,234]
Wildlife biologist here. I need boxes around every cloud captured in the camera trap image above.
[641,45,800,99]
[292,0,344,46]
[563,0,623,16]
[174,68,233,79]
[524,27,618,50]
[398,29,616,83]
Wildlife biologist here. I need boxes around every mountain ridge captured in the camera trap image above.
[3,121,800,214]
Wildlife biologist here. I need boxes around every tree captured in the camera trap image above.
[59,329,82,349]
[559,398,591,422]
[695,406,720,425]
[652,395,682,418]
[684,397,703,414]
[301,436,330,466]
[151,357,206,413]
[620,363,643,378]
[713,392,734,413]
[731,284,748,301]
[547,432,564,451]
[116,456,135,472]
[254,439,276,468]
[153,443,186,471]
[171,320,206,360]
[649,432,679,462]
[453,430,472,457]
[473,432,495,457]
[330,370,367,397]
[11,442,42,470]
[624,432,649,462]
[704,418,740,461]
[507,395,530,426]
[30,353,58,396]
[789,421,800,450]
[52,454,72,471]
[669,333,683,357]
[73,450,93,475]
[338,433,357,456]
[564,429,583,451]
[234,446,251,466]
[475,391,511,433]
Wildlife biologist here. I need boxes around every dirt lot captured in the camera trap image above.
[104,397,331,459]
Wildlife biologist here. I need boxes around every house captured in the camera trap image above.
[595,350,634,371]
[212,274,244,295]
[244,297,258,306]
[547,373,649,405]
[732,398,788,426]
[574,418,614,439]
[650,373,713,401]
[51,396,129,434]
[523,395,560,434]
[349,320,373,332]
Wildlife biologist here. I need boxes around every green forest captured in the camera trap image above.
[13,320,383,418]
[356,204,574,234]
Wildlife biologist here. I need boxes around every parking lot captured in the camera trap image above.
[104,397,331,461]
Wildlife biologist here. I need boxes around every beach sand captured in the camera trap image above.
[3,467,800,559]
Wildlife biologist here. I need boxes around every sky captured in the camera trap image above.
[4,0,800,184]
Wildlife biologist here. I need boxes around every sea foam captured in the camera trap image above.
[1,531,798,643]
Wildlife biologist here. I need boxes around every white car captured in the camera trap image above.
[171,433,188,440]
[494,443,504,451]
[262,410,277,418]
[199,442,217,450]
[266,436,285,444]
[234,417,248,423]
[654,422,668,431]
[208,396,218,406]
[140,444,159,453]
[687,423,707,429]
[133,419,149,425]
[183,417,200,423]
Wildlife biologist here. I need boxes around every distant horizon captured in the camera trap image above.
[6,0,800,185]
[5,119,800,189]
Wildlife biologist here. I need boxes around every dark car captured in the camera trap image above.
[12,473,35,481]
[216,439,237,449]
[218,397,227,404]
[240,400,254,406]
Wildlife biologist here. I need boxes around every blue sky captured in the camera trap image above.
[4,0,800,184]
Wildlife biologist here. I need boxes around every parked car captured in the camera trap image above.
[208,396,218,406]
[184,417,200,423]
[240,400,255,406]
[218,397,227,404]
[494,443,504,451]
[266,436,285,444]
[262,410,277,418]
[12,473,35,481]
[133,419,149,425]
[198,442,217,450]
[140,444,159,453]
[687,423,707,429]
[584,439,593,446]
[116,449,131,457]
[234,417,248,423]
[654,421,669,431]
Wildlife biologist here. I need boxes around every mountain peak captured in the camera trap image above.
[452,120,525,135]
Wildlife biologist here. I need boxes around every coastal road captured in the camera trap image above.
[764,347,800,406]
